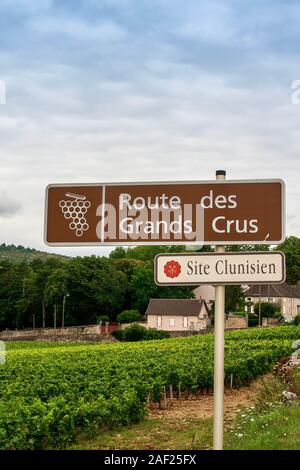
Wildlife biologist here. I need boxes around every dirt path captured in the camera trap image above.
[149,378,263,421]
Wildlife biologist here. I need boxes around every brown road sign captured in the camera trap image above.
[44,179,285,246]
[155,252,286,286]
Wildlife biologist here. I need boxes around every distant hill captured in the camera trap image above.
[0,243,69,263]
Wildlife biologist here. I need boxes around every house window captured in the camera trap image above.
[183,317,188,328]
[157,316,162,327]
[169,318,175,327]
[297,305,300,315]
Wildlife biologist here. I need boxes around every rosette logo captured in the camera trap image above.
[164,260,182,279]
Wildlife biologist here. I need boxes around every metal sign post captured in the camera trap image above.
[214,170,226,450]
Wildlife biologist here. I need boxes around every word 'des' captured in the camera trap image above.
[45,179,285,246]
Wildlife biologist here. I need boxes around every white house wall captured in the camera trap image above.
[246,296,300,319]
[147,314,209,331]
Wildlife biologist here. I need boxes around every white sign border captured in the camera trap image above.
[154,251,286,286]
[44,179,286,247]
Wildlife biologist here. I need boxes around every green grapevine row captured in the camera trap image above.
[0,326,299,449]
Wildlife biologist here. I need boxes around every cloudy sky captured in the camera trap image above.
[0,0,299,256]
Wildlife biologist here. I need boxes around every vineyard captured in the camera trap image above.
[1,326,300,450]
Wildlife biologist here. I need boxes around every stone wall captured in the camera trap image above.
[0,317,249,342]
[225,315,248,329]
[0,324,117,342]
[262,317,280,327]
[120,322,147,330]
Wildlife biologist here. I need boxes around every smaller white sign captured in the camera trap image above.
[155,252,286,286]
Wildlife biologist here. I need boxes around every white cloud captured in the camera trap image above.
[0,1,299,256]
[29,16,127,42]
[0,0,52,13]
[171,2,237,44]
[0,191,21,217]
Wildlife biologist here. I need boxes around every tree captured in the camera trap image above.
[226,244,270,252]
[111,245,187,262]
[15,297,31,328]
[225,285,245,313]
[109,247,127,260]
[24,258,64,328]
[0,260,29,329]
[276,236,300,284]
[117,309,142,323]
[44,267,69,326]
[129,262,194,314]
[129,264,157,313]
[114,323,170,342]
[97,315,110,323]
[45,256,128,325]
[110,258,143,311]
[254,302,277,317]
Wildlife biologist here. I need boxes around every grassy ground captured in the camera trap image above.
[225,373,300,450]
[70,417,213,450]
[69,373,300,451]
[225,401,300,450]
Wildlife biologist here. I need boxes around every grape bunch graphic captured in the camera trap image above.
[59,192,91,237]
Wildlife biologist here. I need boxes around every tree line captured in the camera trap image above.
[0,246,191,329]
[0,237,299,330]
